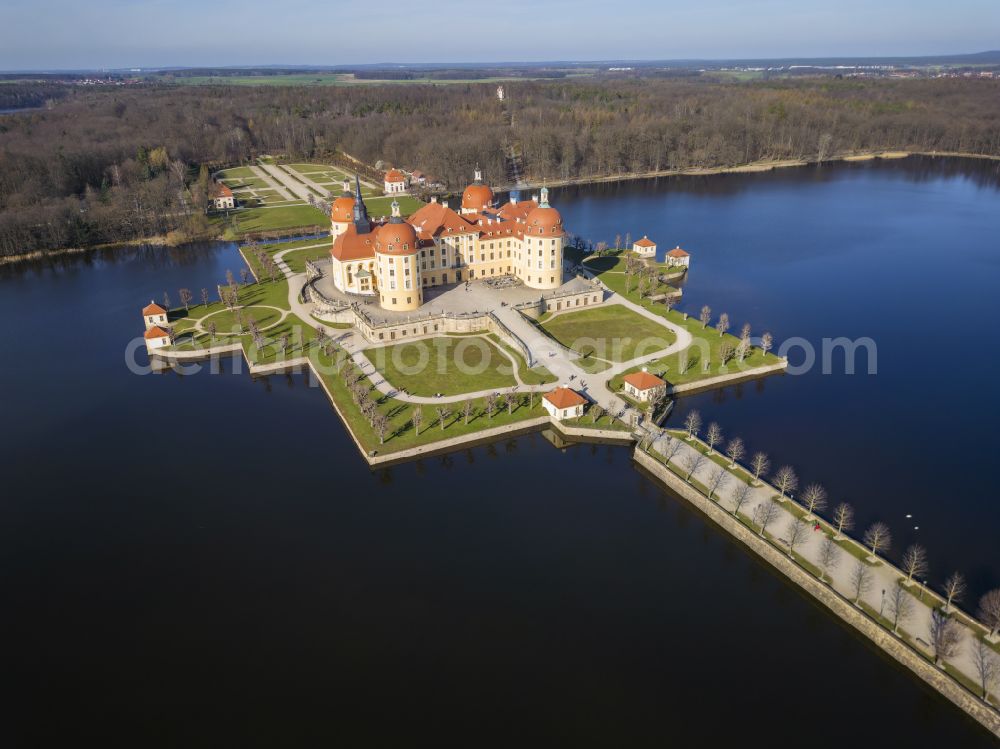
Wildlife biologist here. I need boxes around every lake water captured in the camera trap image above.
[1,158,998,746]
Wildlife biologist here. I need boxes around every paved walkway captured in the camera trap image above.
[256,163,314,201]
[646,432,995,686]
[250,165,296,201]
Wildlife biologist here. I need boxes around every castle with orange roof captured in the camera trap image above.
[329,169,566,312]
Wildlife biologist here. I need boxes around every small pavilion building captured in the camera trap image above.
[384,169,407,194]
[144,326,171,352]
[142,301,168,330]
[622,370,667,402]
[632,235,657,258]
[665,246,690,268]
[542,387,587,420]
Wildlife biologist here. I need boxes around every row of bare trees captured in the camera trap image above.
[676,407,1000,689]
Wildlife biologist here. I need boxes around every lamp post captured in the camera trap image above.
[880,589,886,618]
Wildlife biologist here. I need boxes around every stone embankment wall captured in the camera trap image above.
[666,360,789,395]
[632,448,1000,739]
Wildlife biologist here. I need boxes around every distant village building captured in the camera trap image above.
[142,301,168,330]
[543,387,587,420]
[633,235,657,258]
[210,182,235,210]
[622,370,667,402]
[144,326,171,352]
[665,246,690,268]
[383,169,407,194]
[410,171,427,185]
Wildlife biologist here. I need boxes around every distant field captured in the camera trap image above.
[165,73,576,87]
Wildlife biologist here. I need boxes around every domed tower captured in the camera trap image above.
[461,166,494,215]
[522,186,564,290]
[330,178,355,238]
[375,200,422,311]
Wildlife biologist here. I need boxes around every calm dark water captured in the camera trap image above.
[558,156,1000,600]
[0,161,998,746]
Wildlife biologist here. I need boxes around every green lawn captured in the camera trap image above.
[217,166,258,179]
[227,204,330,233]
[538,305,676,362]
[283,245,332,273]
[365,336,519,396]
[365,195,425,217]
[202,305,283,334]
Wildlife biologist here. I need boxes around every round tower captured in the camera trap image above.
[330,178,355,238]
[522,187,564,290]
[375,200,422,311]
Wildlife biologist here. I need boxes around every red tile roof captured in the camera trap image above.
[666,247,689,258]
[634,236,656,247]
[142,301,166,316]
[385,169,405,183]
[623,371,666,391]
[331,223,379,262]
[144,326,170,340]
[544,387,587,409]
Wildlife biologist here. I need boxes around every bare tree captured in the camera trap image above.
[785,517,810,559]
[278,334,289,357]
[225,269,235,288]
[735,338,751,363]
[740,322,752,342]
[761,332,774,357]
[683,452,706,482]
[707,466,729,500]
[717,312,730,338]
[887,582,914,635]
[590,404,605,424]
[507,388,516,415]
[374,412,389,445]
[850,559,873,607]
[485,393,498,420]
[436,406,451,431]
[750,452,769,486]
[818,535,841,583]
[731,482,753,519]
[978,589,1000,640]
[201,288,209,308]
[971,637,999,702]
[683,409,701,440]
[901,544,929,585]
[206,321,217,344]
[179,288,193,313]
[772,465,798,500]
[943,572,966,613]
[832,502,854,540]
[752,499,781,538]
[929,608,963,667]
[705,422,723,454]
[412,407,423,436]
[661,435,685,466]
[862,522,892,562]
[163,291,171,310]
[725,437,745,468]
[240,267,250,286]
[463,400,474,425]
[699,305,712,329]
[801,483,827,520]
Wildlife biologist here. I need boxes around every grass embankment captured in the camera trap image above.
[365,336,519,396]
[537,305,676,362]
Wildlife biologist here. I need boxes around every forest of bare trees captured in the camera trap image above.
[1,76,999,256]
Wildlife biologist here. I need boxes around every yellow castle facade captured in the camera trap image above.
[329,171,565,312]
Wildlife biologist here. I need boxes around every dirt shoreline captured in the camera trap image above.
[3,150,997,266]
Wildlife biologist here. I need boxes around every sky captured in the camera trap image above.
[2,0,998,71]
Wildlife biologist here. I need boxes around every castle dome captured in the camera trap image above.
[331,196,355,223]
[375,220,418,255]
[525,205,563,235]
[461,183,494,211]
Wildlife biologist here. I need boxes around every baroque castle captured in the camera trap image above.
[329,169,566,312]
